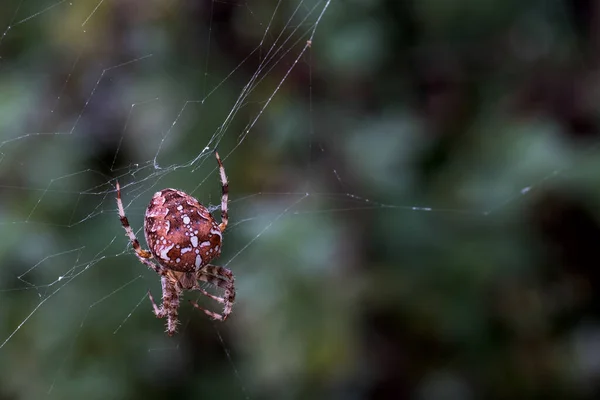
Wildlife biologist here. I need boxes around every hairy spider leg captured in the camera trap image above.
[190,265,235,321]
[116,181,166,277]
[148,276,182,336]
[147,289,166,318]
[215,151,229,232]
[202,264,234,281]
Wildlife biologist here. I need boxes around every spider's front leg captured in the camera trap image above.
[116,181,166,277]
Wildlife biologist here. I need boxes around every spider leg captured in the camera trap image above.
[149,276,182,336]
[196,288,225,304]
[197,273,234,293]
[190,300,227,321]
[190,265,235,321]
[201,264,234,281]
[116,181,152,259]
[215,152,228,232]
[147,289,167,318]
[116,181,166,276]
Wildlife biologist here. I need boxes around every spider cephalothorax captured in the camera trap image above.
[117,152,234,336]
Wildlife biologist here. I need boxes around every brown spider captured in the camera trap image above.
[116,152,235,336]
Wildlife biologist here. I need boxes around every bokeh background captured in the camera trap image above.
[1,0,600,399]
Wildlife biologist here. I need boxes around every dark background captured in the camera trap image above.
[1,0,600,399]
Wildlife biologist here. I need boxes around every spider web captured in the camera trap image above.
[0,1,597,399]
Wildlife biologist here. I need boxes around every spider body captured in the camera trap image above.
[144,188,222,273]
[117,152,234,336]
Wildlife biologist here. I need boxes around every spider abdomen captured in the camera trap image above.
[144,188,222,273]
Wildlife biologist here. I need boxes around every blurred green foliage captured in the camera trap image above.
[1,0,600,399]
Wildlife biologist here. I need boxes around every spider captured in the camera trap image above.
[116,152,235,336]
